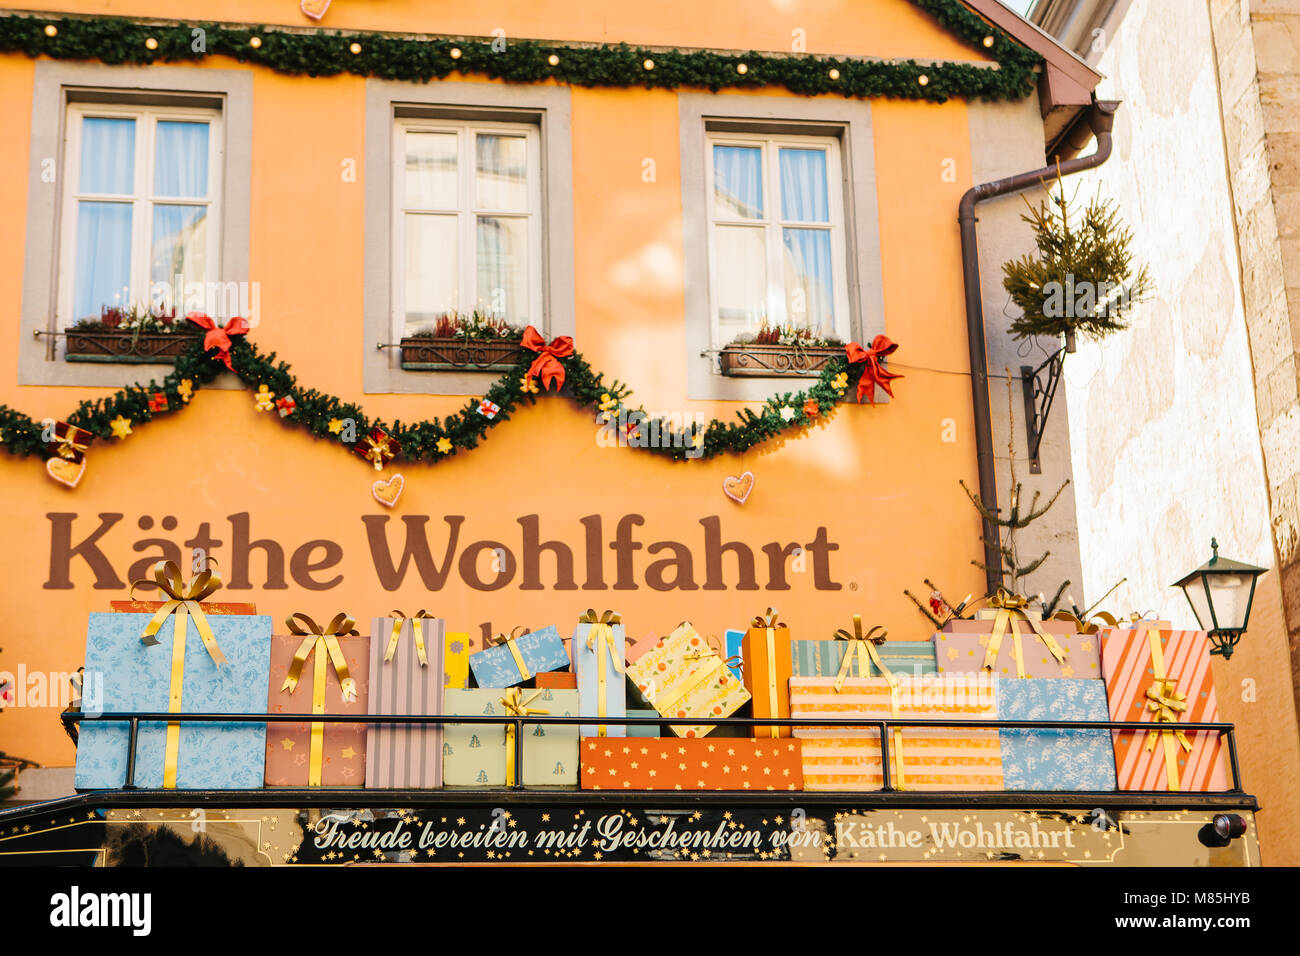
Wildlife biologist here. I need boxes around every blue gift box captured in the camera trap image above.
[790,640,936,678]
[722,629,745,680]
[75,612,272,790]
[573,619,626,737]
[468,625,569,688]
[997,678,1117,791]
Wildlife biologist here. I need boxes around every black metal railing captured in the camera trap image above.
[60,710,1242,794]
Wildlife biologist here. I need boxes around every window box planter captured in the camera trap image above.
[399,336,526,372]
[718,343,842,377]
[64,328,199,364]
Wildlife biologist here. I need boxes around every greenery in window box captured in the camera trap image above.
[1002,173,1152,343]
[728,322,845,349]
[70,305,192,337]
[404,311,524,342]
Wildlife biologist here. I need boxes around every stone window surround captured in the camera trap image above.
[364,79,574,395]
[678,92,886,401]
[20,60,252,389]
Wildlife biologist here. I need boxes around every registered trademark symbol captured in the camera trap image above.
[849,581,858,591]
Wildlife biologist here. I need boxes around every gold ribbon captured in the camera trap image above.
[490,626,533,683]
[128,560,227,789]
[750,607,785,739]
[1051,609,1156,635]
[983,588,1067,678]
[499,688,549,787]
[54,424,91,460]
[385,609,430,666]
[832,615,905,788]
[579,609,623,737]
[280,612,359,787]
[1141,627,1192,791]
[653,651,724,717]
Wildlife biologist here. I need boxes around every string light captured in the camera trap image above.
[828,68,840,80]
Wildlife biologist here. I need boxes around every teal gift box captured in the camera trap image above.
[572,613,626,737]
[468,625,568,688]
[76,612,273,790]
[790,639,936,679]
[443,687,579,788]
[626,708,661,738]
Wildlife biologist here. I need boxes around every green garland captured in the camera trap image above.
[0,2,1040,103]
[0,335,884,470]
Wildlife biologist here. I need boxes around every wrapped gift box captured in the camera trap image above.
[468,625,568,688]
[443,688,579,788]
[791,640,937,679]
[110,600,257,614]
[580,736,803,790]
[627,708,662,738]
[625,622,751,738]
[1100,628,1230,792]
[265,628,371,788]
[444,631,470,689]
[935,625,1099,680]
[572,612,626,737]
[76,611,273,790]
[722,629,745,680]
[742,612,793,738]
[790,676,1002,791]
[366,615,444,789]
[536,671,577,689]
[998,679,1116,791]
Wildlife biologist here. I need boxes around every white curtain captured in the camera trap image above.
[778,147,828,222]
[154,121,209,197]
[712,145,763,219]
[73,117,135,321]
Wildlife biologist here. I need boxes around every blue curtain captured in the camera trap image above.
[79,117,135,194]
[154,121,209,197]
[713,145,763,219]
[73,202,132,320]
[779,148,828,222]
[782,228,833,330]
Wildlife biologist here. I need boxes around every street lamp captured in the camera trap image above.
[1171,539,1266,659]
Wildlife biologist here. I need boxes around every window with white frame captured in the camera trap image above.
[706,132,850,347]
[393,118,542,338]
[57,103,222,325]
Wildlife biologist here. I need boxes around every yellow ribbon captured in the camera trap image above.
[750,607,785,739]
[499,688,549,787]
[579,609,623,737]
[1051,609,1156,635]
[983,588,1067,678]
[832,615,905,789]
[385,610,430,667]
[652,651,724,717]
[280,612,359,787]
[53,424,91,460]
[1141,627,1192,791]
[490,626,533,683]
[128,560,227,789]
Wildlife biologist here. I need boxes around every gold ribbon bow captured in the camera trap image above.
[833,615,906,789]
[983,588,1067,678]
[1141,628,1193,791]
[579,609,623,737]
[53,424,91,461]
[128,559,228,789]
[499,688,549,787]
[280,612,359,787]
[490,626,533,683]
[749,607,786,739]
[385,610,431,667]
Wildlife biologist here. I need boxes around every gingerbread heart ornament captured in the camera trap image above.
[372,473,404,508]
[301,0,331,21]
[722,471,754,504]
[47,456,86,489]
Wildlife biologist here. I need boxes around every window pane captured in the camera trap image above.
[72,201,133,320]
[713,145,763,219]
[476,216,529,322]
[475,134,528,211]
[154,121,210,198]
[79,117,136,194]
[779,148,829,223]
[714,224,767,339]
[404,132,458,209]
[151,204,209,286]
[782,228,834,332]
[403,213,458,333]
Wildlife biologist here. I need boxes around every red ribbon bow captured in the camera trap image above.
[521,325,574,391]
[845,335,902,404]
[187,313,251,371]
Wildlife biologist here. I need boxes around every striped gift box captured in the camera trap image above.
[1099,628,1230,792]
[791,640,936,679]
[365,616,444,789]
[789,676,1002,791]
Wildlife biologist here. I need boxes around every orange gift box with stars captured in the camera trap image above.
[580,737,803,791]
